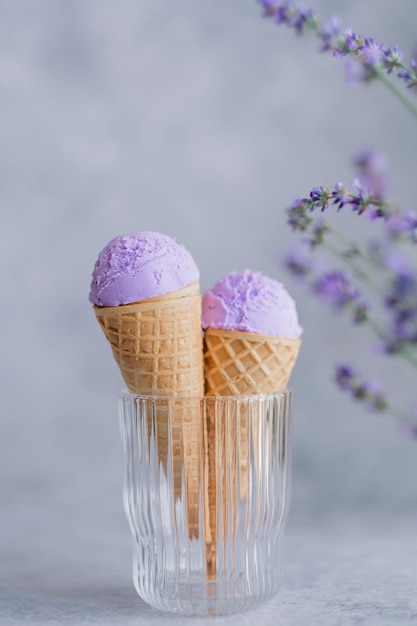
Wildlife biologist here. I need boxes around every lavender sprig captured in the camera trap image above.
[386,212,417,244]
[286,208,417,365]
[257,1,417,119]
[286,143,417,369]
[287,182,391,229]
[284,248,368,326]
[335,364,417,436]
[288,149,393,230]
[284,243,417,364]
[288,149,417,246]
[335,364,388,411]
[258,2,417,435]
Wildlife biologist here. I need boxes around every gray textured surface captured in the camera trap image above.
[1,0,416,623]
[2,516,417,625]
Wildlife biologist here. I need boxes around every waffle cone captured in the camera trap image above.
[204,327,301,396]
[94,282,203,396]
[203,327,301,576]
[94,282,204,538]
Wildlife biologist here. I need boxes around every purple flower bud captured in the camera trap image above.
[354,149,390,200]
[257,1,413,90]
[361,47,380,67]
[310,186,332,211]
[335,363,355,390]
[287,197,314,231]
[398,69,412,81]
[332,183,350,209]
[314,270,358,308]
[289,7,314,34]
[382,46,403,73]
[335,364,388,412]
[359,38,384,68]
[309,219,329,247]
[381,269,417,351]
[284,246,313,278]
[319,15,341,51]
[342,29,361,53]
[258,1,293,25]
[387,212,417,242]
[313,271,368,325]
[344,58,367,83]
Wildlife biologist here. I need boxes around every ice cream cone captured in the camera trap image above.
[204,328,301,396]
[93,282,202,396]
[94,282,204,538]
[203,327,301,576]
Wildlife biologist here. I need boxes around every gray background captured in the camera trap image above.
[1,1,416,624]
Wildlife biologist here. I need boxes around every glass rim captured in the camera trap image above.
[119,389,292,401]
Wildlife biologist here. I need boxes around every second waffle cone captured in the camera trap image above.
[203,327,301,577]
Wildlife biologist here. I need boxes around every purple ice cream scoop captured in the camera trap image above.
[89,231,200,307]
[202,270,303,338]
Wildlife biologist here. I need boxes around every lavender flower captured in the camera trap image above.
[286,178,390,231]
[318,16,341,52]
[257,0,417,100]
[333,29,361,57]
[335,364,388,411]
[332,33,384,81]
[309,219,329,248]
[398,58,417,89]
[289,6,314,35]
[386,212,417,243]
[382,46,403,74]
[349,182,387,219]
[314,271,356,307]
[258,0,318,34]
[345,57,368,84]
[384,271,417,352]
[260,2,417,435]
[287,197,314,231]
[364,241,417,352]
[354,149,390,200]
[313,271,367,323]
[285,248,368,324]
[310,186,332,211]
[284,246,314,278]
[258,0,288,21]
[331,183,350,209]
[359,37,384,69]
[336,366,417,433]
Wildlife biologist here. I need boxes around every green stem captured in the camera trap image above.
[375,67,417,121]
[325,239,380,292]
[388,405,417,429]
[329,228,388,273]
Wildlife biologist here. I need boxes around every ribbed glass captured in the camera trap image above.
[119,391,292,616]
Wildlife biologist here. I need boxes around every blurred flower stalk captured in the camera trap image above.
[258,1,417,435]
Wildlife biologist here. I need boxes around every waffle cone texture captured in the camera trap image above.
[94,282,204,538]
[203,327,301,577]
[204,327,301,396]
[94,282,204,397]
[94,286,301,563]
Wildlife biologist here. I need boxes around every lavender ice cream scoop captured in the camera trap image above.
[202,270,302,338]
[89,231,200,307]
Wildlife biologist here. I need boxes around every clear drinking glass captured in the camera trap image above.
[119,390,292,616]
